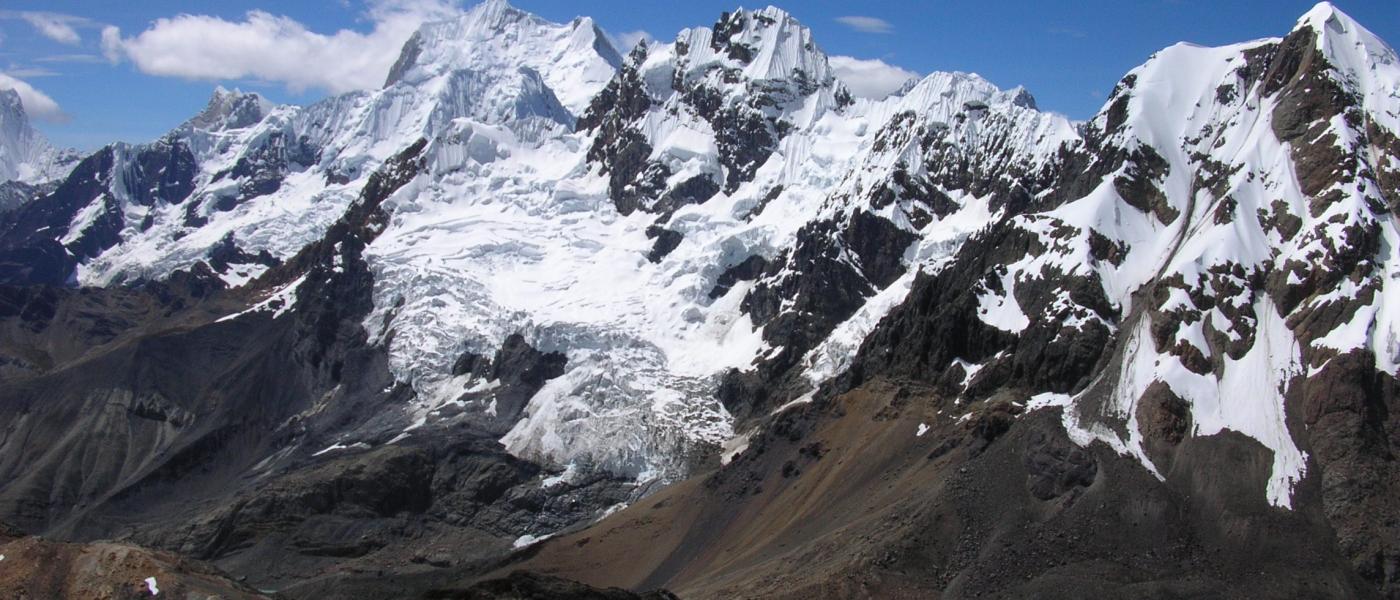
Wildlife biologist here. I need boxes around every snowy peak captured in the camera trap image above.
[657,5,839,104]
[382,0,621,114]
[1294,1,1398,69]
[1289,2,1400,134]
[0,88,76,185]
[863,70,1070,183]
[0,89,22,121]
[897,72,1036,116]
[185,87,274,132]
[465,0,532,30]
[1295,2,1360,37]
[0,89,31,151]
[576,6,855,215]
[874,1,1400,515]
[700,6,833,85]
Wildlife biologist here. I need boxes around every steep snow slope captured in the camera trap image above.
[0,89,77,185]
[1018,4,1400,509]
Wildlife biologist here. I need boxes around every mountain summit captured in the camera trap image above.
[0,89,77,185]
[383,0,621,113]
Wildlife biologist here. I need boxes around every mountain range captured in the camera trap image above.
[0,2,1398,598]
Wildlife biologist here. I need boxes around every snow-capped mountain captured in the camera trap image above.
[0,0,621,290]
[0,2,1077,480]
[0,88,77,186]
[852,1,1400,508]
[2,2,1400,597]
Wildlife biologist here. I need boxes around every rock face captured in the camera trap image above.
[1,1,1400,598]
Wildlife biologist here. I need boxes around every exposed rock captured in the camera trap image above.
[643,226,683,263]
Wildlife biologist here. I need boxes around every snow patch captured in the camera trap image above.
[217,275,306,322]
[512,533,554,549]
[542,462,579,488]
[720,431,752,465]
[312,441,370,457]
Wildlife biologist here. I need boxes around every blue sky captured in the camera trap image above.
[2,0,1396,151]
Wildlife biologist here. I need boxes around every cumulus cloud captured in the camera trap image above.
[829,56,918,99]
[0,73,67,122]
[100,0,463,95]
[834,16,893,35]
[1,11,90,45]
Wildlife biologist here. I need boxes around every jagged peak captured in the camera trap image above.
[1001,86,1038,110]
[0,88,22,115]
[0,84,73,184]
[899,71,1038,112]
[381,1,620,114]
[1293,1,1397,61]
[186,86,272,131]
[388,2,584,83]
[666,5,833,91]
[461,0,539,34]
[1290,1,1400,133]
[566,15,624,69]
[1295,2,1352,35]
[0,87,35,146]
[717,5,798,29]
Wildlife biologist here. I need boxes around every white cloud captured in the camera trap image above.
[22,13,81,45]
[0,73,67,122]
[100,0,463,95]
[834,16,893,35]
[5,66,59,78]
[0,11,91,45]
[36,54,106,64]
[829,56,917,99]
[608,30,653,54]
[100,26,122,63]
